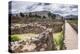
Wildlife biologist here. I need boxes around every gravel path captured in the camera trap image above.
[64,21,78,50]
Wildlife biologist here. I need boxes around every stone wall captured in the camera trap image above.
[9,28,54,53]
[11,22,63,35]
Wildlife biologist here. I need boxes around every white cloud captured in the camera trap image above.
[10,1,78,16]
[11,1,37,13]
[32,5,44,12]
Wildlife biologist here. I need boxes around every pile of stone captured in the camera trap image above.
[11,23,47,34]
[9,28,54,53]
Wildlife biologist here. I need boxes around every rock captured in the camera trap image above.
[21,43,36,52]
[10,23,55,52]
[40,48,45,51]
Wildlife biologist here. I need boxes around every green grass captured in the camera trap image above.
[67,20,78,32]
[11,34,22,42]
[53,31,64,50]
[11,33,38,42]
[68,20,78,25]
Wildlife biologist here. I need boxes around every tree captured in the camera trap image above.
[43,16,46,19]
[29,12,32,17]
[35,14,38,17]
[51,14,56,19]
[48,12,56,19]
[48,12,52,17]
[20,12,24,17]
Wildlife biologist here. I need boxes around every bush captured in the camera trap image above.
[11,35,21,42]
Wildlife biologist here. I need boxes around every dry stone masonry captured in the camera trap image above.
[10,23,55,53]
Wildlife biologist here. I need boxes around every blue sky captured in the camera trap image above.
[10,1,78,17]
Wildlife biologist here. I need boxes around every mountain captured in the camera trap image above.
[64,15,78,18]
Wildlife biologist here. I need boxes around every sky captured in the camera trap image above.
[10,1,78,17]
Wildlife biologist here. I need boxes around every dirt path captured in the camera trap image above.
[64,21,78,50]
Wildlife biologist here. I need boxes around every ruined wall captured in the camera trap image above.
[10,25,55,52]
